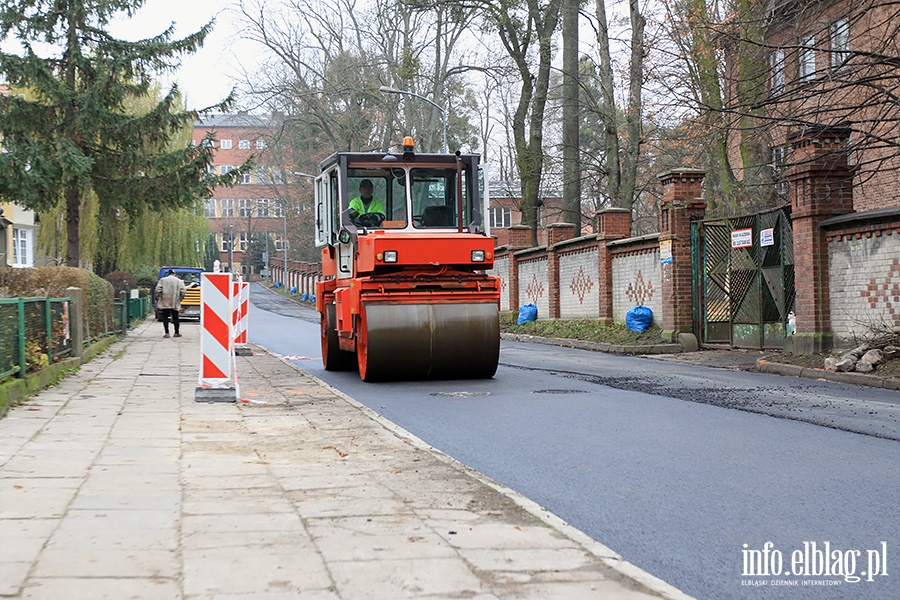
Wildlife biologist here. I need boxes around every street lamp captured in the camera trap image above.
[378,85,448,153]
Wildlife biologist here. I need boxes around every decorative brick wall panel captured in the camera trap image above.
[559,248,600,318]
[518,256,551,319]
[827,224,900,344]
[612,248,662,324]
[489,255,511,312]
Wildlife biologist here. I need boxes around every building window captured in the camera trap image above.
[220,165,234,175]
[770,48,785,94]
[205,165,217,175]
[274,237,287,251]
[256,139,267,149]
[204,198,216,217]
[200,138,214,148]
[489,206,512,228]
[220,139,232,149]
[239,198,253,217]
[240,172,252,184]
[273,203,284,218]
[831,17,850,68]
[220,199,235,218]
[799,35,816,79]
[257,199,270,217]
[238,232,249,251]
[220,234,231,252]
[239,139,250,150]
[12,228,30,267]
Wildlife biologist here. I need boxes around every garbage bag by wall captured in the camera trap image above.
[625,305,653,332]
[301,293,309,301]
[517,303,538,325]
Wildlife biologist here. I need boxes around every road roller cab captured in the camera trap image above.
[314,139,501,381]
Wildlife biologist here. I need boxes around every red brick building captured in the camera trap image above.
[193,113,303,277]
[487,182,568,247]
[726,0,900,213]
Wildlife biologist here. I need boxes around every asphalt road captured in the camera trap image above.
[247,284,900,600]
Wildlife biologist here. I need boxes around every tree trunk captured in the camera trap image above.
[594,0,622,207]
[562,0,581,235]
[619,0,645,212]
[65,182,80,267]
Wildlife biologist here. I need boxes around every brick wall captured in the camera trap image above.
[826,212,900,344]
[489,255,511,312]
[559,247,600,318]
[611,239,662,324]
[517,254,551,319]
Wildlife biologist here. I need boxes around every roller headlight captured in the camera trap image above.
[383,250,398,263]
[471,250,486,262]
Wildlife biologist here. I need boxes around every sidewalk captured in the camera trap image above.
[0,320,692,600]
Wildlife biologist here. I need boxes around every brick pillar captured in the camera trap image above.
[507,225,531,312]
[657,169,706,337]
[547,223,576,318]
[787,126,853,354]
[595,209,631,322]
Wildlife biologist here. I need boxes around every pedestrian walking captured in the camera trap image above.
[155,269,186,338]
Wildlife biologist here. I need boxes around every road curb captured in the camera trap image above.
[501,332,683,355]
[253,342,695,600]
[757,359,900,389]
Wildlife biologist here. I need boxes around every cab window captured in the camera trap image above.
[347,169,408,228]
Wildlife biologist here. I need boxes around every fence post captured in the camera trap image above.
[119,290,128,333]
[657,169,706,338]
[786,126,853,355]
[17,298,26,377]
[67,287,84,360]
[44,298,54,364]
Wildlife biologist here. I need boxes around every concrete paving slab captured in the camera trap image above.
[461,546,595,572]
[181,512,304,535]
[20,577,180,600]
[327,557,485,599]
[182,545,332,596]
[31,547,179,578]
[185,592,340,600]
[0,561,32,596]
[182,487,296,515]
[306,516,459,562]
[0,481,78,519]
[180,530,318,551]
[0,523,54,563]
[68,492,181,512]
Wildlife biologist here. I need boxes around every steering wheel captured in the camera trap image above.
[355,212,385,227]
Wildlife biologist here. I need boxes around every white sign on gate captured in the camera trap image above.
[731,228,753,249]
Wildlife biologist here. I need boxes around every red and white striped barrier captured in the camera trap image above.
[199,273,236,394]
[233,279,249,346]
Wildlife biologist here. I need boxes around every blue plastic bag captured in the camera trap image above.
[300,293,309,301]
[290,286,298,294]
[310,294,316,303]
[274,281,282,288]
[517,303,538,325]
[626,305,653,332]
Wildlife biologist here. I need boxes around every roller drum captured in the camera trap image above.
[358,303,499,381]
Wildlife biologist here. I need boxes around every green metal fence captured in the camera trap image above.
[113,296,152,331]
[0,297,74,381]
[1,293,151,384]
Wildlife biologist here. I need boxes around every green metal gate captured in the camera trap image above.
[691,206,795,349]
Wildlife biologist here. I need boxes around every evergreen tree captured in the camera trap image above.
[0,0,243,267]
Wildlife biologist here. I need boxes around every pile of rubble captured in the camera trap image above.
[824,337,900,373]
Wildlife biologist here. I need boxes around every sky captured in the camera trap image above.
[109,0,257,110]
